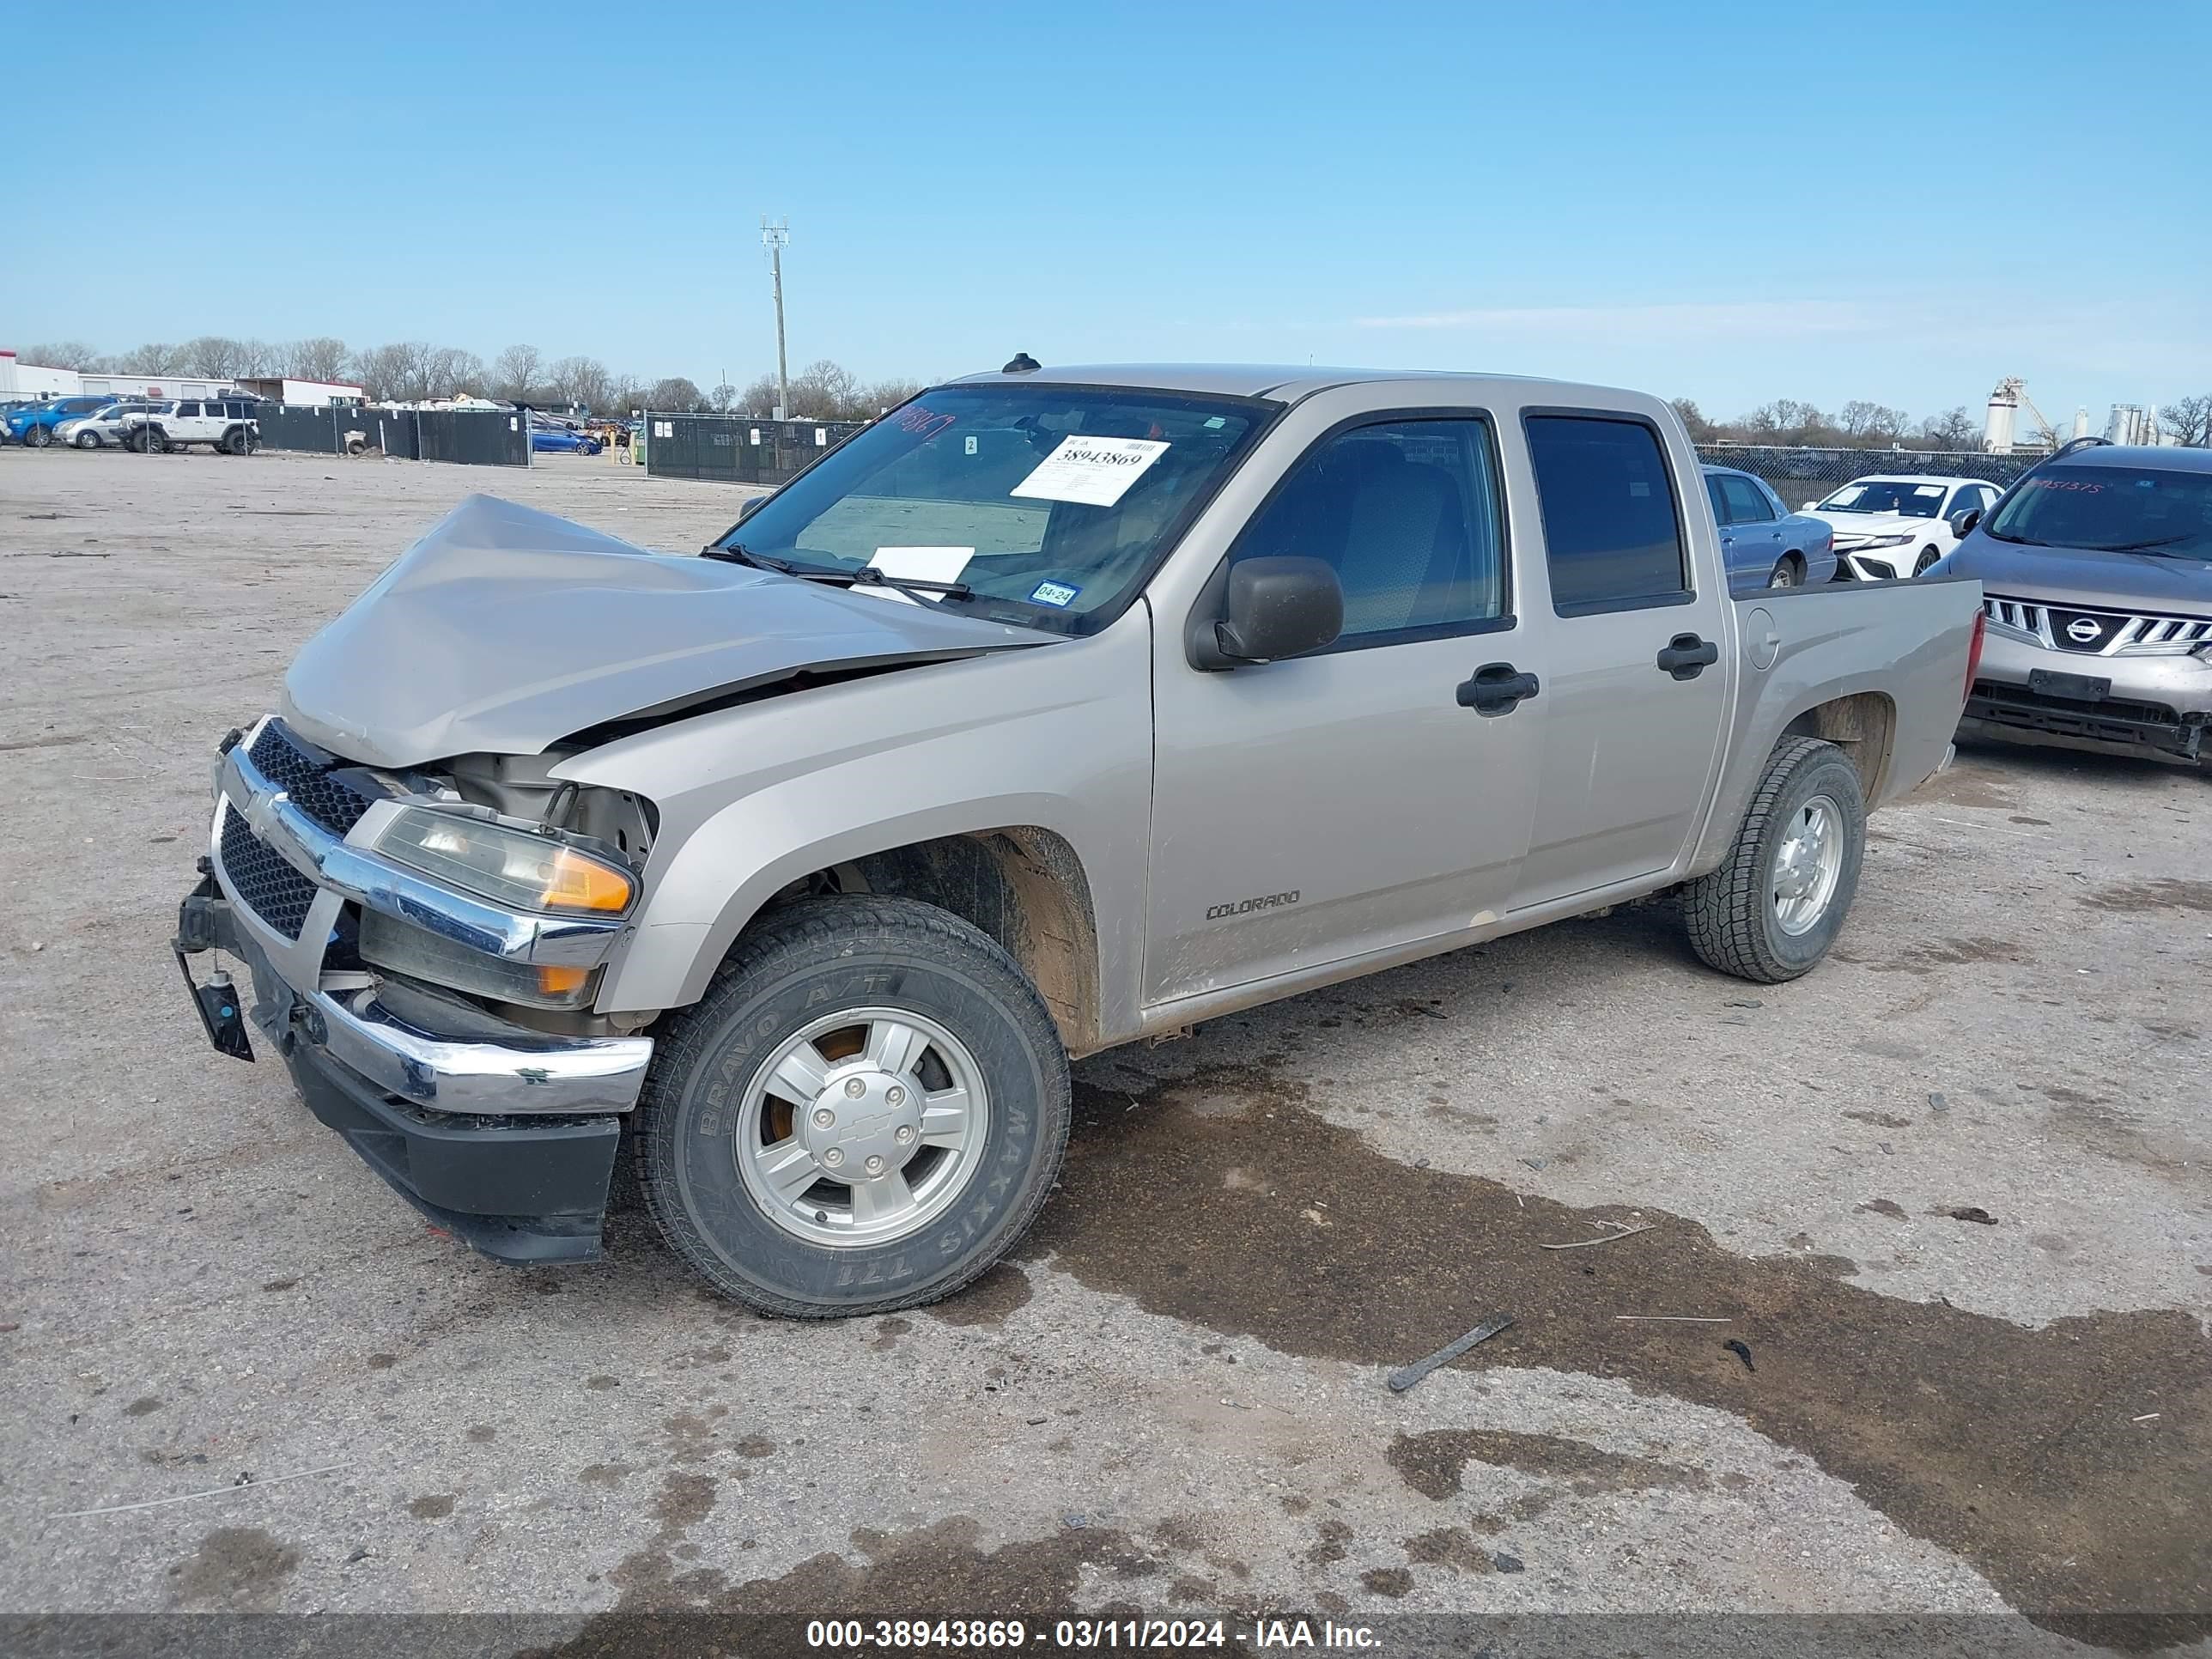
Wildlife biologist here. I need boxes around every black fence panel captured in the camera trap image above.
[644,414,864,486]
[1695,444,2032,508]
[252,405,523,465]
[419,409,528,467]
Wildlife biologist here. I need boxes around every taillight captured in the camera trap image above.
[1963,609,1986,704]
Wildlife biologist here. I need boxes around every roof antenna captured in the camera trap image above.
[1002,352,1040,374]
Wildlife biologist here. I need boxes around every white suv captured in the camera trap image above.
[124,397,263,455]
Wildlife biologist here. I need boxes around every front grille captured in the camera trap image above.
[1983,594,2212,657]
[220,806,319,939]
[247,720,374,836]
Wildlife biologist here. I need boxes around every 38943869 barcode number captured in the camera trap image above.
[807,1620,1029,1649]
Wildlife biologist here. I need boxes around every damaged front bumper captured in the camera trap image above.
[172,722,655,1262]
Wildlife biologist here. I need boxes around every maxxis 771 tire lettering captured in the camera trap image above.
[1682,735,1866,983]
[634,896,1071,1318]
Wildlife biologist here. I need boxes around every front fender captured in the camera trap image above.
[558,613,1154,1037]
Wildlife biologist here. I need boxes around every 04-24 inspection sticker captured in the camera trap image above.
[1010,435,1170,507]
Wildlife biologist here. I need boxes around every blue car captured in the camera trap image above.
[6,395,113,447]
[531,425,602,455]
[1701,465,1837,591]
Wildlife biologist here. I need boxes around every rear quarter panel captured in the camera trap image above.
[1686,576,1984,875]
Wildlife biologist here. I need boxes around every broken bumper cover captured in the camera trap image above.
[175,875,646,1263]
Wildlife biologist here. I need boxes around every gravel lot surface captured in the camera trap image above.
[2,447,2206,1645]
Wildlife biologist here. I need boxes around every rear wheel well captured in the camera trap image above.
[1779,691,1894,800]
[775,830,1102,1055]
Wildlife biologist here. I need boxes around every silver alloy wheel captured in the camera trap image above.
[1771,793,1844,936]
[733,1006,989,1249]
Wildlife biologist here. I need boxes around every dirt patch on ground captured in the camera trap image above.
[1019,1066,2212,1629]
[168,1527,300,1609]
[1850,937,2031,975]
[1387,1428,1708,1502]
[1907,765,2018,811]
[2083,879,2212,915]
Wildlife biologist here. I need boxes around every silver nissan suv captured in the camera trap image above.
[1934,441,2212,770]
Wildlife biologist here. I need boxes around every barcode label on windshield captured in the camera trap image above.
[1010,435,1170,507]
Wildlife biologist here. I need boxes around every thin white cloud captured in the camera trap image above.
[1352,300,1877,339]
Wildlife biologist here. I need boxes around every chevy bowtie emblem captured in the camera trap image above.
[2067,616,2104,643]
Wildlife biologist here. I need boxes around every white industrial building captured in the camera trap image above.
[0,350,362,407]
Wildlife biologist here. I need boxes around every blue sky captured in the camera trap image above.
[10,3,2209,425]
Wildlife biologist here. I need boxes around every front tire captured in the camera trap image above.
[25,424,51,448]
[1682,736,1865,983]
[635,896,1071,1318]
[74,430,100,449]
[1913,546,1941,575]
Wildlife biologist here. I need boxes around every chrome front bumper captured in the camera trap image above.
[204,726,652,1115]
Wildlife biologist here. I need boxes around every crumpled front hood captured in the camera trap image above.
[1945,536,2212,612]
[281,494,1054,769]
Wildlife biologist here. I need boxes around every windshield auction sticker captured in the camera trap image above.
[1010,435,1170,507]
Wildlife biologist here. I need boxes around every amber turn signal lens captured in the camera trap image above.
[540,848,634,913]
[535,964,591,996]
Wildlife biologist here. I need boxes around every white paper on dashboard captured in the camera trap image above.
[1009,435,1170,507]
[856,545,975,604]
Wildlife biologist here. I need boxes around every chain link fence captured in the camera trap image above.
[1694,444,2032,508]
[642,414,865,486]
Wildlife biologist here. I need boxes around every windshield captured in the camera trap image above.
[711,384,1271,631]
[1984,466,2212,556]
[1815,480,1950,518]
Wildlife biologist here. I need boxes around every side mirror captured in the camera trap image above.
[1799,501,1817,511]
[1948,507,1980,539]
[736,494,769,522]
[1211,556,1342,665]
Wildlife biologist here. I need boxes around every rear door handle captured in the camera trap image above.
[1656,633,1720,680]
[1456,661,1540,715]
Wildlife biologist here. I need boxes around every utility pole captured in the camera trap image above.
[761,216,790,420]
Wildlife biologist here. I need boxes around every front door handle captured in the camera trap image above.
[1656,632,1721,680]
[1456,661,1540,715]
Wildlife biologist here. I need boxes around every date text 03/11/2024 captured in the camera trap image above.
[803,1618,1382,1650]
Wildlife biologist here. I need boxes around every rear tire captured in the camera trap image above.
[1768,556,1801,589]
[635,896,1071,1318]
[1683,736,1865,983]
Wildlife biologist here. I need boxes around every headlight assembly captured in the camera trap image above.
[374,806,635,915]
[1859,533,1914,550]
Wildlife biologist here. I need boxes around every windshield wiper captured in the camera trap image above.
[702,544,972,603]
[2091,534,2200,554]
[698,541,799,572]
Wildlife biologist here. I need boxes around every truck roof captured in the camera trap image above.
[949,362,1592,404]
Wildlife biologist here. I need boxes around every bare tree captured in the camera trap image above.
[787,359,860,419]
[738,374,781,416]
[549,356,612,410]
[859,378,925,416]
[492,343,543,402]
[710,381,738,413]
[647,376,707,412]
[1838,400,1908,444]
[1668,398,1718,443]
[2160,393,2212,448]
[283,337,351,383]
[116,342,190,375]
[1917,406,1982,452]
[233,339,283,377]
[422,347,485,400]
[180,336,250,380]
[606,374,645,416]
[22,341,101,370]
[350,342,434,402]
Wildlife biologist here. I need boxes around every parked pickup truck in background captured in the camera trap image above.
[1932,440,2212,769]
[173,363,1985,1316]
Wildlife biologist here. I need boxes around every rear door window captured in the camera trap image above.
[1525,415,1691,614]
